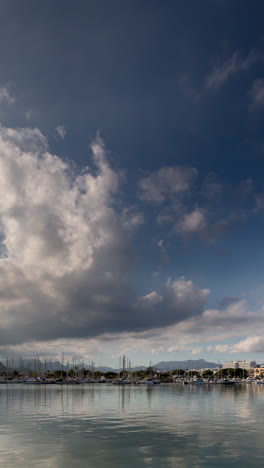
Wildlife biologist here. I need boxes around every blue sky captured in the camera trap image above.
[0,0,264,366]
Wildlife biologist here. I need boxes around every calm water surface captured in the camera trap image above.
[0,383,263,467]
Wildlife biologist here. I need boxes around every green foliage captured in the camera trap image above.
[146,366,153,374]
[188,371,201,378]
[214,368,248,378]
[53,370,67,377]
[160,372,173,382]
[104,372,117,379]
[133,370,148,379]
[171,369,185,376]
[234,368,248,378]
[202,369,214,378]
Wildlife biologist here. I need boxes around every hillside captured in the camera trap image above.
[153,359,220,371]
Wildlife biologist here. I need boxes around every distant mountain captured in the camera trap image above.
[97,366,147,373]
[96,361,220,373]
[130,366,147,372]
[96,366,117,373]
[6,359,71,372]
[153,359,221,371]
[0,358,221,374]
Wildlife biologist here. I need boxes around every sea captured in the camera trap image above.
[0,383,263,467]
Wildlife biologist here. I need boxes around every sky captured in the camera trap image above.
[0,0,264,367]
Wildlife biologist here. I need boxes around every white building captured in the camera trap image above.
[222,360,256,370]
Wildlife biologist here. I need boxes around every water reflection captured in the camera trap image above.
[0,384,263,467]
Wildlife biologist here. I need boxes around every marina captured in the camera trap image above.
[1,375,264,385]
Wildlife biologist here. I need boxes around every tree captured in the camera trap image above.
[215,368,237,378]
[188,371,201,378]
[234,368,248,378]
[53,370,67,378]
[104,372,117,379]
[146,366,154,376]
[134,370,148,379]
[160,372,173,382]
[172,369,185,376]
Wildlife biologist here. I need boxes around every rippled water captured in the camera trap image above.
[0,383,263,467]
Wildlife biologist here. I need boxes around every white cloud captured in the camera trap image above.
[0,128,118,278]
[167,345,186,353]
[250,79,264,108]
[191,347,203,355]
[121,206,144,230]
[189,336,264,355]
[138,166,198,203]
[0,126,48,152]
[0,87,15,105]
[140,297,264,360]
[214,344,231,353]
[206,50,261,89]
[177,299,259,340]
[176,208,206,234]
[229,336,264,353]
[151,346,165,355]
[0,128,131,344]
[165,277,210,305]
[141,277,210,311]
[0,127,210,350]
[56,125,67,139]
[140,291,163,306]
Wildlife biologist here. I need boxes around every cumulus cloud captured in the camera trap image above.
[137,278,210,329]
[124,296,264,361]
[176,208,206,234]
[121,206,144,230]
[0,87,15,105]
[150,297,264,355]
[0,127,209,348]
[138,166,198,203]
[219,296,242,308]
[0,128,130,344]
[56,125,67,139]
[189,336,264,355]
[0,126,48,152]
[206,50,261,89]
[230,336,264,353]
[192,299,255,330]
[141,291,163,306]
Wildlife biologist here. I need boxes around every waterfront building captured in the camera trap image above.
[253,367,264,379]
[222,360,256,370]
